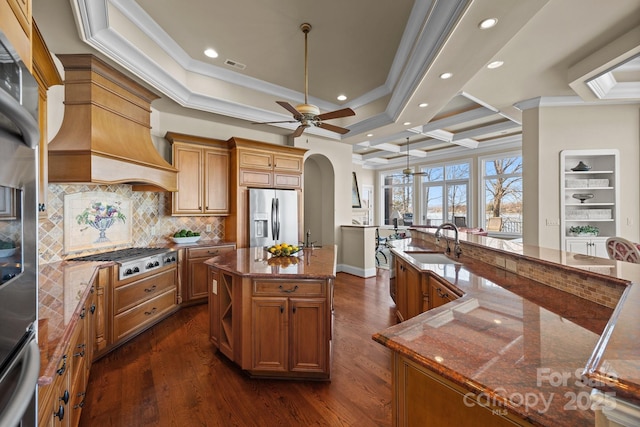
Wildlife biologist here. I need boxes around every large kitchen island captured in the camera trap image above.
[205,245,336,380]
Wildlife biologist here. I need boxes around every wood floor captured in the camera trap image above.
[79,270,397,427]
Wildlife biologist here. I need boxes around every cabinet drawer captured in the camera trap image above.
[273,155,302,172]
[253,279,325,297]
[114,269,176,314]
[239,150,272,169]
[274,173,301,189]
[113,289,177,341]
[187,245,234,259]
[239,169,272,187]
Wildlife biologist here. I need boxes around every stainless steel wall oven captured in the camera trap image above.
[0,29,40,426]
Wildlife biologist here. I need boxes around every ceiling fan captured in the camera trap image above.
[254,23,355,138]
[393,137,427,177]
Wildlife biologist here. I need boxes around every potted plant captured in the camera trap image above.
[569,225,599,237]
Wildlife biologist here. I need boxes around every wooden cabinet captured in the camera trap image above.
[560,150,619,257]
[166,132,229,216]
[209,267,237,361]
[39,353,70,427]
[182,244,235,304]
[0,0,32,71]
[226,137,307,248]
[112,267,178,343]
[394,257,425,322]
[393,354,533,426]
[394,257,461,321]
[251,279,328,376]
[32,21,63,216]
[428,274,460,310]
[209,266,332,379]
[237,147,303,188]
[39,269,103,427]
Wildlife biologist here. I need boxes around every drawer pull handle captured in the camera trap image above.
[74,349,85,358]
[60,389,70,404]
[208,250,220,255]
[144,285,157,293]
[56,355,67,376]
[280,305,284,314]
[79,307,86,319]
[278,285,299,293]
[436,287,449,299]
[144,307,158,316]
[54,405,65,421]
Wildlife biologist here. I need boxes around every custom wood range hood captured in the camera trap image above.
[48,54,178,192]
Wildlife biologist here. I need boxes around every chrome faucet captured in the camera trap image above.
[435,222,462,258]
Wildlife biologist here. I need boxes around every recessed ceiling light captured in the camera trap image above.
[403,122,411,126]
[419,103,429,108]
[479,18,498,29]
[204,48,219,58]
[439,72,453,80]
[366,133,373,137]
[337,94,347,101]
[487,61,504,69]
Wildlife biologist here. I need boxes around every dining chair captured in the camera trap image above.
[453,216,467,228]
[605,237,640,263]
[375,228,388,266]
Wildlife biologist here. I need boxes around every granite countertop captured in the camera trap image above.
[38,260,112,385]
[374,235,639,426]
[205,245,336,279]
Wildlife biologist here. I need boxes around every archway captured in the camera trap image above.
[303,154,335,247]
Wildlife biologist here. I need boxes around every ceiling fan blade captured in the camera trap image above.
[317,122,350,135]
[251,120,299,125]
[291,125,307,138]
[316,107,355,121]
[276,101,302,118]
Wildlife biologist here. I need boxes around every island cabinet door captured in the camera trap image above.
[290,298,327,373]
[251,297,289,372]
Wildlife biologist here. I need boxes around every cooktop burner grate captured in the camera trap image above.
[70,247,171,262]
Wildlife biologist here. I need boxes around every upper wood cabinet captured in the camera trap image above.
[1,0,32,71]
[226,137,307,247]
[32,21,63,216]
[166,132,229,216]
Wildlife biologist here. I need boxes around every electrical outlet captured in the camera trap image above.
[206,224,212,232]
[627,218,634,226]
[506,259,518,273]
[546,218,559,226]
[495,256,506,268]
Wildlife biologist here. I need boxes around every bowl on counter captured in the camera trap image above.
[171,236,201,244]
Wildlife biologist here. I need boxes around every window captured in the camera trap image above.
[481,154,523,234]
[380,173,413,226]
[420,162,470,227]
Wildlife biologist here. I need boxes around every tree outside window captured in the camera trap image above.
[483,155,523,234]
[382,174,413,225]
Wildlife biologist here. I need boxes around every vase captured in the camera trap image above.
[89,217,115,243]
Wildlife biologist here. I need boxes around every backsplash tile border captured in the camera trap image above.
[39,184,224,264]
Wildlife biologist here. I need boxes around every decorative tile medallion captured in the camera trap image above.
[63,191,133,253]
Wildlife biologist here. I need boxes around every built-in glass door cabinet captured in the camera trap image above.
[560,150,619,258]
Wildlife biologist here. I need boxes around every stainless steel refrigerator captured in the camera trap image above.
[249,188,299,247]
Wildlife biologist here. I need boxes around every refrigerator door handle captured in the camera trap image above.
[275,198,280,240]
[271,198,277,240]
[0,338,39,427]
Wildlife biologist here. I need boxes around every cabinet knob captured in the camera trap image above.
[54,405,65,421]
[60,389,70,404]
[436,287,449,299]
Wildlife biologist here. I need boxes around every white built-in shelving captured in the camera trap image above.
[560,149,619,259]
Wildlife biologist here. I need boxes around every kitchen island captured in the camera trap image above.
[373,229,639,426]
[205,245,336,380]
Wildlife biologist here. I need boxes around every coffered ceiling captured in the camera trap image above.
[33,0,640,170]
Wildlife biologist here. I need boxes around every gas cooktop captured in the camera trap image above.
[71,247,171,262]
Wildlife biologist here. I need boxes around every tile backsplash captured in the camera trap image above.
[39,184,225,264]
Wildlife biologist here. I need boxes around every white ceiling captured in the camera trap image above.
[32,0,640,169]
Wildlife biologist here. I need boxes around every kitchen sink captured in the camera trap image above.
[404,252,460,265]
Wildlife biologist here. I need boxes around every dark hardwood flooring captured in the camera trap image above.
[79,270,396,426]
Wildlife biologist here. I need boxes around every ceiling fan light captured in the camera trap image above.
[295,103,320,116]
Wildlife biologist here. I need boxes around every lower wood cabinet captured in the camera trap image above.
[394,256,461,321]
[393,354,533,426]
[183,244,235,304]
[209,267,332,380]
